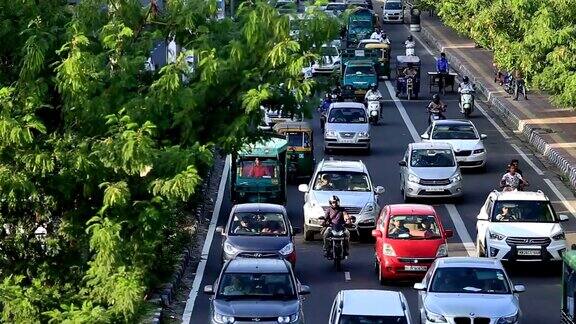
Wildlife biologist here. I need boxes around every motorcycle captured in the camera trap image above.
[365,94,382,125]
[319,216,355,271]
[459,89,474,118]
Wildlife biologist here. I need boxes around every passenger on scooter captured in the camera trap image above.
[426,94,447,125]
[322,195,351,258]
[506,159,523,176]
[500,164,528,191]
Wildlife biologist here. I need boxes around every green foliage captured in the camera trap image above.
[434,0,576,108]
[0,0,336,322]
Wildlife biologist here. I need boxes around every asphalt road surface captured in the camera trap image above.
[185,21,576,324]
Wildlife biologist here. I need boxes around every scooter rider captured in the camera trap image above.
[405,35,415,56]
[427,94,447,125]
[322,195,351,258]
[365,83,383,115]
[370,28,383,41]
[500,164,529,191]
[458,76,475,104]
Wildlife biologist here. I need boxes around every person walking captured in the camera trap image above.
[513,69,528,100]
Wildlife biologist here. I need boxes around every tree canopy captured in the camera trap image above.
[0,0,338,321]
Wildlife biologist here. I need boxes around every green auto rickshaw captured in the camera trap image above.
[562,247,576,323]
[273,121,315,182]
[230,137,288,205]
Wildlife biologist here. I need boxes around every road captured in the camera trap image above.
[183,17,576,324]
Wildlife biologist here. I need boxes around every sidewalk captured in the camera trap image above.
[418,14,576,190]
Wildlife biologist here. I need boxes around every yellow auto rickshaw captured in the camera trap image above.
[364,42,391,79]
[273,121,315,182]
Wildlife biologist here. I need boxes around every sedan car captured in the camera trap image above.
[399,142,463,201]
[204,258,310,324]
[414,257,525,324]
[329,290,413,323]
[421,119,487,170]
[216,203,299,267]
[323,2,348,17]
[312,41,341,75]
[372,204,453,283]
[324,102,371,153]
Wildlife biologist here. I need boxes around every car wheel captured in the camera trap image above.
[304,227,315,241]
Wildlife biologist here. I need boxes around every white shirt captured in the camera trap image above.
[365,89,382,100]
[405,40,415,48]
[458,82,474,93]
[501,172,523,188]
[370,32,382,41]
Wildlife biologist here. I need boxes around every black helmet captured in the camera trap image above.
[440,52,446,58]
[463,76,469,83]
[432,94,440,103]
[407,35,413,41]
[329,195,340,206]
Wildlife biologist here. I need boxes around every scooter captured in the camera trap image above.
[365,94,382,125]
[459,89,474,118]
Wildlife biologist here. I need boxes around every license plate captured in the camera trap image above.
[518,249,540,256]
[405,265,428,271]
[426,187,445,192]
[339,139,355,143]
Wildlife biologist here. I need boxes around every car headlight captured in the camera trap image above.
[450,173,462,183]
[407,174,419,183]
[436,243,448,257]
[497,312,519,324]
[279,242,294,256]
[489,231,505,241]
[363,202,375,213]
[223,241,239,255]
[425,310,447,323]
[278,313,299,323]
[325,130,337,138]
[358,131,370,138]
[473,148,485,154]
[214,312,236,323]
[383,243,396,256]
[552,232,566,241]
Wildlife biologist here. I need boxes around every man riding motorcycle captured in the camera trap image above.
[500,164,529,191]
[427,94,447,125]
[322,195,351,258]
[405,35,415,56]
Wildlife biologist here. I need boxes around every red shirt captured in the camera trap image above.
[250,165,269,178]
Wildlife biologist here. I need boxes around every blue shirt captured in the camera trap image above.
[436,58,449,72]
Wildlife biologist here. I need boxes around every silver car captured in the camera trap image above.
[414,257,524,324]
[324,102,371,153]
[399,142,463,202]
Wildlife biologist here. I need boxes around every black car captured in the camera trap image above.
[217,203,299,267]
[204,258,310,324]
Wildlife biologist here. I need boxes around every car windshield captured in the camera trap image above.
[346,65,374,75]
[430,267,511,294]
[321,46,339,56]
[340,315,408,324]
[286,132,310,147]
[217,273,296,299]
[387,215,442,239]
[384,2,402,9]
[238,159,278,179]
[350,20,372,29]
[491,201,557,222]
[313,171,371,192]
[431,124,478,140]
[410,149,455,167]
[230,212,288,236]
[326,3,347,10]
[328,107,367,124]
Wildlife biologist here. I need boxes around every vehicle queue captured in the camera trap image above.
[202,0,575,323]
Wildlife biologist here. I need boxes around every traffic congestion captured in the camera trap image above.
[188,0,576,323]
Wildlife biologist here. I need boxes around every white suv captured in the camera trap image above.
[298,159,384,241]
[476,190,569,261]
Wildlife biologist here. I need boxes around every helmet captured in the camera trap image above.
[432,94,440,103]
[440,52,446,58]
[463,76,469,83]
[329,195,340,206]
[407,35,413,41]
[370,83,377,90]
[325,93,330,99]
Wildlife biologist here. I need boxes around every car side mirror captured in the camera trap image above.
[398,160,407,167]
[216,226,224,234]
[480,134,487,140]
[513,285,526,293]
[420,133,429,139]
[560,214,570,222]
[299,285,311,295]
[292,226,301,235]
[413,282,426,291]
[375,186,385,194]
[203,285,214,295]
[371,229,382,238]
[298,184,309,192]
[444,229,454,238]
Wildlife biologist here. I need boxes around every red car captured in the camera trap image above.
[371,204,453,283]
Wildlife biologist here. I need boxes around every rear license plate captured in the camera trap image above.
[339,139,355,143]
[518,249,540,256]
[405,265,428,271]
[426,187,445,192]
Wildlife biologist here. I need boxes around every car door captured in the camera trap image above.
[400,148,409,189]
[374,207,388,260]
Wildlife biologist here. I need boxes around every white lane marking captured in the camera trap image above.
[543,178,576,218]
[384,81,421,142]
[475,105,510,140]
[445,204,475,256]
[182,155,231,324]
[510,143,544,176]
[344,271,351,281]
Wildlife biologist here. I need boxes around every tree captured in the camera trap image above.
[0,0,338,321]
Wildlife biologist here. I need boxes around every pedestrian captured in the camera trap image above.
[513,69,528,100]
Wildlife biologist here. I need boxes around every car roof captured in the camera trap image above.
[340,290,405,316]
[490,190,549,201]
[388,204,436,216]
[329,102,366,109]
[225,258,290,273]
[232,203,287,214]
[435,257,502,269]
[433,119,474,127]
[318,159,367,173]
[410,142,453,150]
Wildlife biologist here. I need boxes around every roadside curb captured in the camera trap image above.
[418,24,576,190]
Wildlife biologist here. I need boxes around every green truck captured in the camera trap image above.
[346,8,375,47]
[340,48,379,100]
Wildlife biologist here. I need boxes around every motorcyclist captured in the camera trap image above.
[458,76,475,104]
[380,31,391,44]
[370,28,382,41]
[405,35,416,56]
[500,164,528,191]
[320,93,332,113]
[331,82,343,101]
[322,195,351,258]
[426,94,447,125]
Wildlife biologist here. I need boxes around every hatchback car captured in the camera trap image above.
[324,102,371,153]
[312,41,341,75]
[414,257,524,324]
[421,119,487,170]
[382,0,403,23]
[372,204,453,283]
[299,159,384,240]
[399,142,463,201]
[329,290,412,323]
[204,258,310,324]
[216,203,299,267]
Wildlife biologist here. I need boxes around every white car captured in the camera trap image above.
[414,257,525,324]
[476,190,569,261]
[312,41,341,75]
[421,120,487,170]
[324,102,371,153]
[382,0,404,23]
[298,159,385,240]
[329,290,412,323]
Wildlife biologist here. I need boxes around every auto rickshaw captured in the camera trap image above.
[364,42,391,79]
[395,55,421,100]
[273,121,315,182]
[230,137,288,205]
[562,246,576,323]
